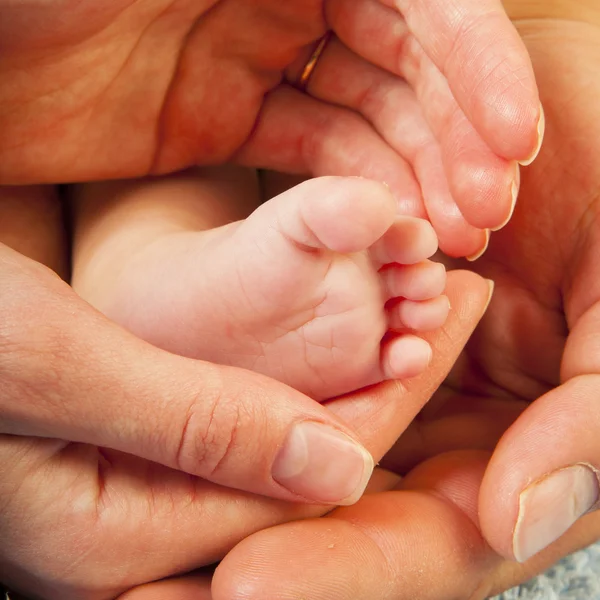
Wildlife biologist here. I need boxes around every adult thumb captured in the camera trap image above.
[0,244,373,505]
[479,300,600,563]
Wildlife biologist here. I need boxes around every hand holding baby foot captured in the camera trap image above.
[251,0,543,255]
[0,260,489,600]
[0,0,541,255]
[74,176,447,400]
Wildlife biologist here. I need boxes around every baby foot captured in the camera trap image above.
[106,177,448,400]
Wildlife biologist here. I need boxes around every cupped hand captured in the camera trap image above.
[121,3,600,598]
[0,0,541,256]
[363,0,600,574]
[473,1,600,565]
[0,245,491,600]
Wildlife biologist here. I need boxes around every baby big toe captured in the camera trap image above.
[388,296,450,332]
[277,176,397,254]
[380,334,432,380]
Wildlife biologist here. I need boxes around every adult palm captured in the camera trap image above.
[0,0,541,250]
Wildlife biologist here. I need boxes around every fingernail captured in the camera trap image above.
[272,422,374,505]
[513,464,600,563]
[491,165,520,232]
[482,279,495,314]
[519,103,546,166]
[466,229,490,262]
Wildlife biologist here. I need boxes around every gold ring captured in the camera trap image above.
[295,32,332,92]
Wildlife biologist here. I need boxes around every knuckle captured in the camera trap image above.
[173,375,261,478]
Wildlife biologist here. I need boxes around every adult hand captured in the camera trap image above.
[0,0,541,256]
[2,239,385,507]
[0,232,492,600]
[127,1,600,598]
[472,0,600,567]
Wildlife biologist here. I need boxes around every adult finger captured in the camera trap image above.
[0,244,375,506]
[325,270,494,460]
[213,452,498,600]
[482,511,600,597]
[0,435,314,599]
[117,573,213,600]
[0,268,492,600]
[285,37,487,258]
[214,451,600,600]
[328,0,521,230]
[390,0,542,161]
[235,85,427,218]
[329,0,542,163]
[480,299,600,563]
[399,451,600,598]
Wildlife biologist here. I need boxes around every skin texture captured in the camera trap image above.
[0,0,592,599]
[0,0,540,180]
[71,174,447,400]
[114,0,600,598]
[0,253,491,599]
[0,0,541,256]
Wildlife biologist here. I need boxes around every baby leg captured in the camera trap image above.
[71,166,261,307]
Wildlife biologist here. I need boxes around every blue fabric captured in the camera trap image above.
[492,542,600,599]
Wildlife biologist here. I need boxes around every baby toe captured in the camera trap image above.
[380,260,446,301]
[380,334,432,380]
[276,176,396,254]
[388,296,450,332]
[370,216,438,266]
